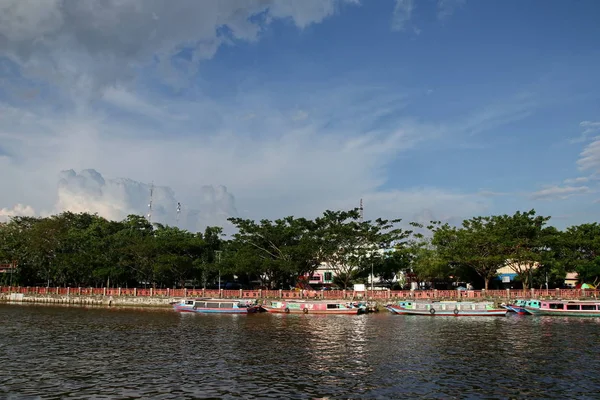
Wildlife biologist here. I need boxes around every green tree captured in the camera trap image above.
[562,223,600,286]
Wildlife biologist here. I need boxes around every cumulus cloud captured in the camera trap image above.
[0,0,357,91]
[55,169,238,231]
[0,204,36,222]
[0,0,515,232]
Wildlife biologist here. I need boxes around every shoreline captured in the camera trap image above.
[2,291,597,311]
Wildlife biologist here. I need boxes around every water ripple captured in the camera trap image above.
[1,305,600,399]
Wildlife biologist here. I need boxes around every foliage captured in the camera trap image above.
[0,208,598,290]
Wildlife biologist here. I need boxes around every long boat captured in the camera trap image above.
[261,300,364,315]
[524,299,600,317]
[172,298,262,314]
[501,299,530,315]
[386,300,507,317]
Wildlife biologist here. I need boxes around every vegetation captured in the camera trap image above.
[0,208,598,289]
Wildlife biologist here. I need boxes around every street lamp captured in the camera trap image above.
[215,250,222,290]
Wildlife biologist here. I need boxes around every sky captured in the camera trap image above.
[0,0,599,231]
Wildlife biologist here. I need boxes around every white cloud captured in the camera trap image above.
[0,0,357,91]
[563,176,590,184]
[437,0,466,20]
[577,137,600,174]
[358,188,490,225]
[0,0,521,231]
[570,120,600,143]
[580,121,600,137]
[0,87,493,227]
[54,169,237,231]
[392,0,414,31]
[0,204,36,223]
[530,185,594,200]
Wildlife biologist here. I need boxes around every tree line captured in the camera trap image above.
[0,209,598,290]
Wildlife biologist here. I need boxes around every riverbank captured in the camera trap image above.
[1,286,598,309]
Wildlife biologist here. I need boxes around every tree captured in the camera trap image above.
[314,209,409,289]
[228,216,320,289]
[433,218,505,290]
[562,223,600,286]
[493,210,552,289]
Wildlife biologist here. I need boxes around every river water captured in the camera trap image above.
[1,304,599,399]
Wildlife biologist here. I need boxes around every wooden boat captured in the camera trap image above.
[261,300,364,315]
[501,299,530,315]
[386,300,507,317]
[385,301,415,314]
[172,298,262,314]
[524,299,600,317]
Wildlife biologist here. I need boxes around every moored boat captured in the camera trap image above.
[386,300,507,317]
[524,299,600,317]
[501,299,531,315]
[261,300,364,315]
[172,298,262,314]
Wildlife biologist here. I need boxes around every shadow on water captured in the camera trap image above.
[1,304,600,399]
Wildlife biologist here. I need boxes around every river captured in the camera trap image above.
[1,304,599,399]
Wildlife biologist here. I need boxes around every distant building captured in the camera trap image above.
[564,272,578,288]
[495,261,540,285]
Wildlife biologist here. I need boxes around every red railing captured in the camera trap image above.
[1,286,599,300]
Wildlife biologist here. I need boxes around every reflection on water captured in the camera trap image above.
[1,304,600,399]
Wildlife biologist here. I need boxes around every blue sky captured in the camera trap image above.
[0,0,599,230]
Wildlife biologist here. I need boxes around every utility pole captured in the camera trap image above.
[176,202,181,227]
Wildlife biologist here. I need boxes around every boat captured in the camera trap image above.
[524,299,600,317]
[261,300,364,315]
[501,299,531,315]
[385,301,415,314]
[385,300,507,317]
[172,298,262,314]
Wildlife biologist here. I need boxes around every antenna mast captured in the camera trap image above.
[147,181,154,223]
[359,198,364,222]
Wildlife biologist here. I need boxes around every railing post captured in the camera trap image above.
[219,289,223,298]
[67,287,70,296]
[506,288,510,300]
[78,287,81,295]
[118,287,121,296]
[166,288,170,297]
[150,287,153,297]
[133,287,137,297]
[259,289,262,298]
[184,288,187,297]
[56,287,59,295]
[278,289,282,298]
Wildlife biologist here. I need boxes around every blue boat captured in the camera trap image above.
[173,298,262,314]
[502,299,531,315]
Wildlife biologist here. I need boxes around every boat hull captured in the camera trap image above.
[172,298,261,314]
[261,300,362,315]
[387,301,507,317]
[262,306,358,315]
[395,307,507,317]
[505,305,530,315]
[173,305,260,314]
[525,308,600,317]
